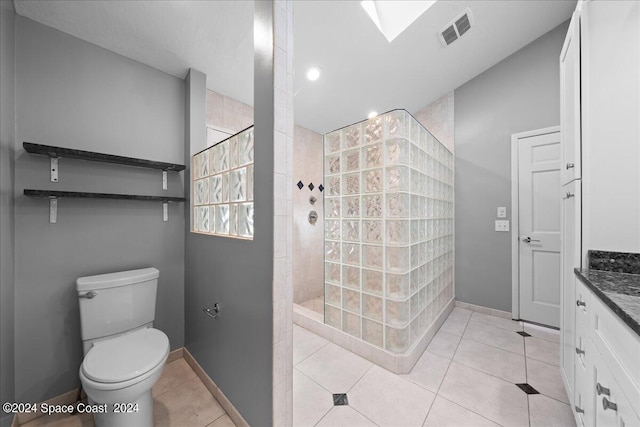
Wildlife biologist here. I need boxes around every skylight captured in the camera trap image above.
[361,0,437,43]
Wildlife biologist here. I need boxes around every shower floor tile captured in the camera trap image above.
[20,358,235,427]
[299,296,324,316]
[293,307,575,427]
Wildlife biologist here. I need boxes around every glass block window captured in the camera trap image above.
[324,110,454,354]
[193,126,254,239]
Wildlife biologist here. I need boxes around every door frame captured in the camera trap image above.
[510,125,560,320]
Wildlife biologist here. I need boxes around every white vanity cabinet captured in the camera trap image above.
[590,339,640,427]
[570,276,640,427]
[560,2,640,424]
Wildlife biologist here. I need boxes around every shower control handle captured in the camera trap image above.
[308,211,318,225]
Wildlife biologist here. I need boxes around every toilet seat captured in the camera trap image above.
[82,328,169,384]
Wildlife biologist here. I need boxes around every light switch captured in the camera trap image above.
[497,207,507,218]
[495,220,509,232]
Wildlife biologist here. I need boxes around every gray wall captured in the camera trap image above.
[183,3,274,422]
[13,17,185,402]
[0,3,16,427]
[454,21,569,312]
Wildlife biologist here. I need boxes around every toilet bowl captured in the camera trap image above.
[76,267,169,427]
[79,328,169,427]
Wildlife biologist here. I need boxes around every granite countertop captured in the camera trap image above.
[575,268,640,336]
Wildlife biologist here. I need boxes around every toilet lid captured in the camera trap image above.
[82,328,169,383]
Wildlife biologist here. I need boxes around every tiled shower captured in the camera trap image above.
[323,110,454,353]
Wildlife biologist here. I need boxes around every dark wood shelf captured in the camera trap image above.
[23,142,185,171]
[24,189,185,202]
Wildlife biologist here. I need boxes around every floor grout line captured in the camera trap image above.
[458,333,526,357]
[293,339,330,367]
[310,402,337,427]
[435,395,508,427]
[420,313,471,426]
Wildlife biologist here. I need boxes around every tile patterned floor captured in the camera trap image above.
[294,307,576,427]
[21,358,235,427]
[19,307,574,427]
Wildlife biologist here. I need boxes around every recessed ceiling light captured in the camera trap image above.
[306,67,322,81]
[368,111,378,119]
[361,0,437,43]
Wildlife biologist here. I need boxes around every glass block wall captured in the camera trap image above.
[192,126,254,239]
[324,110,454,354]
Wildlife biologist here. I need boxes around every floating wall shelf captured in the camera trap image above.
[24,189,185,202]
[23,142,185,189]
[23,142,185,171]
[23,142,186,223]
[24,189,185,224]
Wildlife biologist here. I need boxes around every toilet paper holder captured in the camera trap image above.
[203,303,220,319]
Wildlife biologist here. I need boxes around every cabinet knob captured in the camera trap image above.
[575,405,584,414]
[566,162,575,169]
[596,382,610,396]
[564,192,575,199]
[576,300,586,307]
[602,397,617,412]
[575,347,585,355]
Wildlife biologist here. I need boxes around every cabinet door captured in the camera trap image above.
[560,10,582,185]
[592,342,640,427]
[561,180,581,397]
[574,339,594,427]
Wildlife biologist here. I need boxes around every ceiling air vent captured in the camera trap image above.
[441,25,458,45]
[439,8,473,47]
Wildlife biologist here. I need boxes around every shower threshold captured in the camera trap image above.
[293,298,454,374]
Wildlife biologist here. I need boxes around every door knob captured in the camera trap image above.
[522,237,540,243]
[575,347,585,355]
[566,163,575,169]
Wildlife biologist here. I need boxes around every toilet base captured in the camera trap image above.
[92,391,153,427]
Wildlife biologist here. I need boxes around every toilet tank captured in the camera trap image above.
[77,268,159,343]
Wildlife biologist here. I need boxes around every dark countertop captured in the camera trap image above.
[575,268,640,336]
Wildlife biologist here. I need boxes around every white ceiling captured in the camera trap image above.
[294,0,575,133]
[13,0,575,135]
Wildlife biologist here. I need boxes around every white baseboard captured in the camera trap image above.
[183,348,249,427]
[454,300,513,319]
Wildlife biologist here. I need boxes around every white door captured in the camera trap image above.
[518,131,562,327]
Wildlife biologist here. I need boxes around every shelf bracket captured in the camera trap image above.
[50,158,59,183]
[162,170,168,190]
[49,197,58,223]
[163,202,168,222]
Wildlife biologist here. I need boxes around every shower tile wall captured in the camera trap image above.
[324,110,454,354]
[414,92,455,154]
[293,126,324,305]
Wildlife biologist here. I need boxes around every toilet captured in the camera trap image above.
[77,268,169,427]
